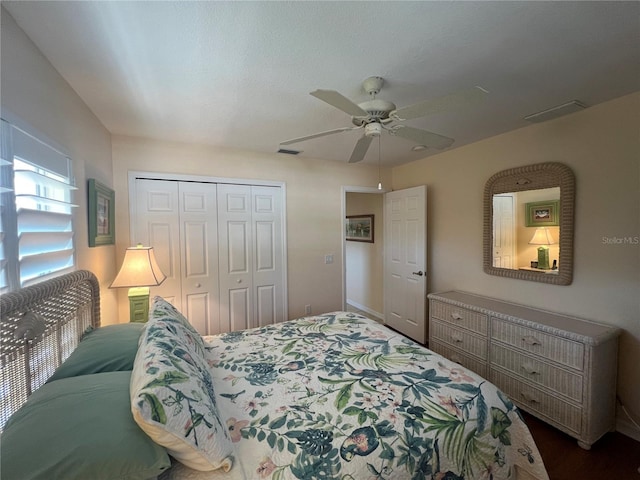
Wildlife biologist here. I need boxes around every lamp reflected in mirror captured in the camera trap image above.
[529,227,556,270]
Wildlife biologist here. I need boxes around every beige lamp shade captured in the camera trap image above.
[529,227,556,245]
[110,245,166,288]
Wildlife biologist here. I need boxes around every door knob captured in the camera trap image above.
[195,283,201,288]
[412,271,424,276]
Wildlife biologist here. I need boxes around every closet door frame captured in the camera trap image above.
[127,171,288,324]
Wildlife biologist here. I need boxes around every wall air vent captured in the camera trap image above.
[524,100,588,123]
[277,148,301,155]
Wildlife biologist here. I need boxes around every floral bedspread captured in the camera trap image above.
[162,312,549,480]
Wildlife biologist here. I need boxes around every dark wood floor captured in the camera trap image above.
[523,412,640,479]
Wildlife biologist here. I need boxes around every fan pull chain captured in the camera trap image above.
[377,135,382,190]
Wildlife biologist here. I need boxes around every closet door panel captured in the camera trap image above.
[229,288,250,332]
[218,185,253,331]
[178,182,219,335]
[256,285,276,327]
[185,292,210,336]
[134,179,182,310]
[252,186,284,326]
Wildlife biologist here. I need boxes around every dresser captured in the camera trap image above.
[428,291,620,449]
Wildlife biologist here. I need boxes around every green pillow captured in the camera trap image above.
[1,371,170,480]
[48,323,145,382]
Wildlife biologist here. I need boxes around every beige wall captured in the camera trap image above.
[346,192,384,316]
[392,92,640,429]
[1,9,118,318]
[111,135,391,323]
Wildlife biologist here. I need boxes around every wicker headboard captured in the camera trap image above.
[0,270,101,429]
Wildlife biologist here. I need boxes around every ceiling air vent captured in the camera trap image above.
[277,148,301,155]
[524,100,587,123]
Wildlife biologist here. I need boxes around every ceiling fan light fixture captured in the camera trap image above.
[364,123,382,137]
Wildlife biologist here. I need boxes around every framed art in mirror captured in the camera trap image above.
[88,179,115,247]
[525,200,559,227]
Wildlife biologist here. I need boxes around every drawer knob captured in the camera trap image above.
[450,354,462,364]
[451,334,463,344]
[521,392,540,404]
[521,364,540,375]
[522,335,541,346]
[450,312,463,321]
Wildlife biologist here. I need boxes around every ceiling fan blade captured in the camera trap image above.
[280,126,359,146]
[390,86,488,121]
[310,89,369,117]
[348,135,373,163]
[391,125,454,150]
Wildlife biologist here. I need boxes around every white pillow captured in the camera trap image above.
[130,298,234,471]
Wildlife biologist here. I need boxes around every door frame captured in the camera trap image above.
[341,185,386,318]
[127,171,288,322]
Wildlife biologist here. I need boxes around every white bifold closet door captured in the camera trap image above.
[217,184,284,332]
[133,179,284,335]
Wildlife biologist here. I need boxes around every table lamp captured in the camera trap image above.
[528,227,556,270]
[111,244,166,322]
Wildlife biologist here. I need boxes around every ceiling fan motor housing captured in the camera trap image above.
[352,99,397,126]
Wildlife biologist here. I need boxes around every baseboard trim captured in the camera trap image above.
[346,300,384,322]
[616,417,640,443]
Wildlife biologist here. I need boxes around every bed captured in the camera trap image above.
[0,270,549,480]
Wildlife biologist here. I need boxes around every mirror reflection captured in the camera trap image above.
[492,187,560,273]
[483,162,574,285]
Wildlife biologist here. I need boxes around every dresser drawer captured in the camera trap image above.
[491,343,583,402]
[430,301,488,335]
[491,368,582,435]
[431,320,488,360]
[491,318,585,371]
[430,340,488,378]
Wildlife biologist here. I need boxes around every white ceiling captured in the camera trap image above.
[3,1,639,167]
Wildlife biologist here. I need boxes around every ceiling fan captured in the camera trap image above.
[280,76,487,163]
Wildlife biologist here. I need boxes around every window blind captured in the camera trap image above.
[0,119,77,293]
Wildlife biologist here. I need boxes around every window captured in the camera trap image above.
[0,119,77,294]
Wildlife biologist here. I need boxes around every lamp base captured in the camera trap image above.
[537,246,550,270]
[128,287,150,323]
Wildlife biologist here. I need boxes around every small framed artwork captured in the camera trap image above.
[346,215,374,243]
[525,200,559,227]
[88,179,115,247]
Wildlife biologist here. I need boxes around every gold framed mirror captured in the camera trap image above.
[483,162,575,285]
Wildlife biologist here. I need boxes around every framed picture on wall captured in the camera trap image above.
[525,200,559,227]
[88,178,115,247]
[346,215,374,243]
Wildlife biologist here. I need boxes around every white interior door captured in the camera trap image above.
[492,194,515,268]
[217,184,284,332]
[217,185,253,333]
[134,179,182,307]
[134,179,219,334]
[178,182,219,335]
[252,186,285,327]
[132,174,286,335]
[384,185,427,344]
